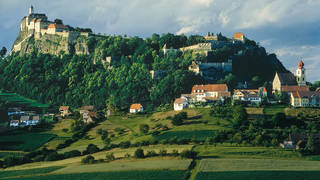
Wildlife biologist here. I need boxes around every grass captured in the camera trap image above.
[263,105,286,115]
[0,151,26,159]
[4,170,188,180]
[198,159,320,172]
[0,93,49,108]
[54,159,191,174]
[195,171,320,180]
[156,130,215,141]
[0,166,64,179]
[0,133,56,151]
[194,145,302,159]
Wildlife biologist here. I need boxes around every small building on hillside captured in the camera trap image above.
[129,104,143,113]
[10,120,20,127]
[233,89,262,104]
[174,98,188,111]
[191,84,230,103]
[59,106,72,117]
[8,107,25,116]
[80,105,96,123]
[290,91,320,107]
[47,23,69,34]
[20,115,40,126]
[233,32,246,42]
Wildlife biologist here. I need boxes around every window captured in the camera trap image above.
[303,78,304,81]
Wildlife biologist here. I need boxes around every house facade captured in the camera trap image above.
[129,104,143,113]
[174,98,188,111]
[191,84,230,103]
[290,91,320,107]
[59,106,71,117]
[233,89,262,104]
[80,105,96,123]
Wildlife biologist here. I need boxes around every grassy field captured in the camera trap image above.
[0,151,26,159]
[0,133,56,151]
[195,171,320,180]
[263,105,286,115]
[3,170,188,180]
[194,158,320,180]
[194,145,302,159]
[0,166,64,179]
[54,159,191,174]
[0,93,49,108]
[156,130,215,141]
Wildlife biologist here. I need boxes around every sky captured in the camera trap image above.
[0,0,319,82]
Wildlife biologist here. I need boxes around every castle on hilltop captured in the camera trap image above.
[12,5,92,54]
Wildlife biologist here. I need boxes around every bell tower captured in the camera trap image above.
[296,59,306,86]
[29,5,34,15]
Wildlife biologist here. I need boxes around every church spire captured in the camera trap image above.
[29,5,34,15]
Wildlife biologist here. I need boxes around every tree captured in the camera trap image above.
[54,19,63,24]
[0,47,7,58]
[172,112,187,126]
[139,124,149,134]
[232,106,248,128]
[134,148,144,158]
[81,155,95,164]
[272,112,287,128]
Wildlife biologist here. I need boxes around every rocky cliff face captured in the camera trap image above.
[12,31,90,56]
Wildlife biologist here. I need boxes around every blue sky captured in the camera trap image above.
[0,0,319,82]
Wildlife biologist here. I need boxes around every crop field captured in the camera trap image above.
[195,171,320,180]
[0,93,49,108]
[0,166,64,179]
[194,159,320,180]
[156,130,215,141]
[194,145,302,159]
[3,170,188,180]
[54,159,191,174]
[0,133,56,151]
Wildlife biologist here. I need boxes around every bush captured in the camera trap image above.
[180,150,198,159]
[171,149,179,157]
[62,128,68,132]
[45,152,63,161]
[172,112,187,126]
[124,153,131,158]
[139,124,149,134]
[106,152,115,161]
[64,150,81,158]
[159,149,167,156]
[119,141,131,149]
[33,155,45,162]
[81,155,95,164]
[146,150,157,157]
[134,148,144,158]
[83,144,100,155]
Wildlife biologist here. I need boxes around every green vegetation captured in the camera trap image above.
[156,130,215,142]
[195,171,320,180]
[4,170,188,180]
[0,133,56,151]
[0,166,64,179]
[0,93,49,108]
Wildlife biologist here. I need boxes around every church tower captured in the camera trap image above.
[29,5,34,15]
[296,59,306,86]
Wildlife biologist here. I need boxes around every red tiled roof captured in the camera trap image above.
[192,84,228,93]
[48,23,68,29]
[130,104,142,110]
[233,32,244,39]
[281,86,309,92]
[59,106,70,111]
[298,60,304,69]
[292,91,320,98]
[174,98,186,104]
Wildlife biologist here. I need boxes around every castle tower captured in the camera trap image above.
[29,5,34,15]
[296,59,306,86]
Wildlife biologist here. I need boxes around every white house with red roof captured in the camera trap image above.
[191,84,230,102]
[130,104,143,113]
[174,98,188,111]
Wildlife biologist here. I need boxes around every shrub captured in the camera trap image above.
[134,148,144,158]
[83,144,100,155]
[45,152,63,161]
[146,150,157,157]
[171,112,187,126]
[33,155,45,162]
[64,150,81,158]
[171,149,179,157]
[139,124,149,134]
[81,155,95,164]
[119,141,131,149]
[180,150,198,159]
[159,149,167,156]
[124,153,131,158]
[106,152,115,161]
[62,128,68,132]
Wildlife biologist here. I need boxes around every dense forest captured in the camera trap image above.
[0,33,288,110]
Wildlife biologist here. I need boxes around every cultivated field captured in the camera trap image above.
[0,93,49,108]
[195,159,320,180]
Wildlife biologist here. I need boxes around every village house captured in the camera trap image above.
[174,98,188,111]
[10,120,20,127]
[280,134,320,149]
[59,106,72,117]
[233,32,246,42]
[232,89,264,104]
[290,91,320,107]
[129,104,143,113]
[80,105,96,123]
[191,84,231,103]
[8,107,25,116]
[19,115,40,126]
